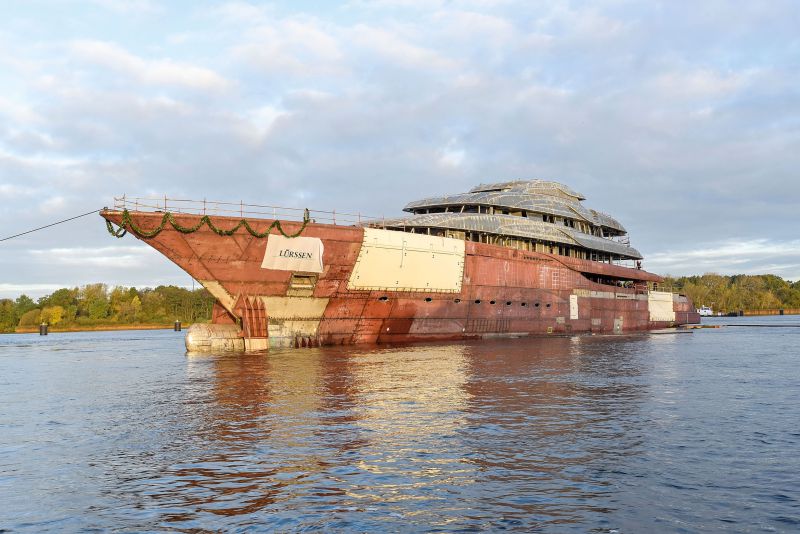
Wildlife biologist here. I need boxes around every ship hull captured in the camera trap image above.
[101,210,700,350]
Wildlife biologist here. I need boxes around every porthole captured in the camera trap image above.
[546,303,551,308]
[424,297,432,302]
[490,300,496,305]
[378,296,389,301]
[474,299,481,304]
[506,301,512,306]
[454,298,462,303]
[521,302,527,307]
[535,303,540,307]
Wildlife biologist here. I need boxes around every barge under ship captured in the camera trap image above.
[101,180,700,352]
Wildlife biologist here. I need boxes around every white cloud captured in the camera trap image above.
[0,0,798,294]
[651,68,749,99]
[29,245,160,268]
[208,1,273,24]
[231,18,344,76]
[646,239,800,281]
[0,283,64,297]
[0,96,42,124]
[0,184,39,199]
[70,40,232,91]
[351,25,458,71]
[439,139,466,168]
[38,196,67,214]
[88,0,161,15]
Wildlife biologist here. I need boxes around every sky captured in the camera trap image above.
[1,0,799,298]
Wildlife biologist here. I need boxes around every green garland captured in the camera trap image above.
[106,208,310,239]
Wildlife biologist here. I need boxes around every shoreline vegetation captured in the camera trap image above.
[663,274,800,314]
[2,274,799,334]
[0,284,213,334]
[13,324,191,334]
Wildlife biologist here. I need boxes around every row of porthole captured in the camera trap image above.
[377,296,550,308]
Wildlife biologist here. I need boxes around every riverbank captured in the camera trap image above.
[11,323,198,334]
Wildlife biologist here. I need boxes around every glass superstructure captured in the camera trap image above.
[379,180,642,263]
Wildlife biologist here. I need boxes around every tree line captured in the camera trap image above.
[0,284,215,333]
[663,274,800,313]
[2,273,798,332]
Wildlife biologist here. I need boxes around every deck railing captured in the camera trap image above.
[112,195,384,227]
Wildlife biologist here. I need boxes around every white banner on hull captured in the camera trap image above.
[261,235,324,273]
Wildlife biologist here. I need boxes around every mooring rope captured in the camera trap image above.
[0,209,101,242]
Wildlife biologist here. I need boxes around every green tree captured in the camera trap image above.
[109,286,131,319]
[131,295,142,322]
[665,273,800,313]
[15,294,36,318]
[41,306,65,325]
[41,288,79,309]
[18,309,42,328]
[79,283,110,320]
[140,291,167,322]
[0,299,16,332]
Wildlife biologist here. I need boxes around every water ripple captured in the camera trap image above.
[1,321,799,531]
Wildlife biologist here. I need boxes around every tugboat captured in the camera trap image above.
[101,180,700,351]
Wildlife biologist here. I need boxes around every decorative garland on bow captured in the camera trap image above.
[106,208,310,239]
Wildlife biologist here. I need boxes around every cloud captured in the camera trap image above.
[89,0,161,14]
[38,196,68,214]
[231,18,345,77]
[70,40,232,91]
[0,0,798,296]
[208,1,273,24]
[0,283,65,298]
[651,68,750,99]
[350,25,458,71]
[29,245,161,268]
[646,239,800,281]
[0,183,39,199]
[438,139,466,168]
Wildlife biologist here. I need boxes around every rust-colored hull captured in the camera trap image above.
[101,210,700,349]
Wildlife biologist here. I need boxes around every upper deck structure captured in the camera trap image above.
[379,180,642,263]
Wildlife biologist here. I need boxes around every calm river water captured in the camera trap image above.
[1,317,799,532]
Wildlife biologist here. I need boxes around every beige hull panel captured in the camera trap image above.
[348,228,466,292]
[648,291,676,322]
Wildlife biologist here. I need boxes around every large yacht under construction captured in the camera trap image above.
[101,180,700,351]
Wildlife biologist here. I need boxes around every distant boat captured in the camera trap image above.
[697,306,714,317]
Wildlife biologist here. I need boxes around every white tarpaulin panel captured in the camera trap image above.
[261,235,324,273]
[648,291,676,322]
[347,228,465,292]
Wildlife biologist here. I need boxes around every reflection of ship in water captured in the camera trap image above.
[153,338,652,526]
[457,336,649,524]
[167,352,371,518]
